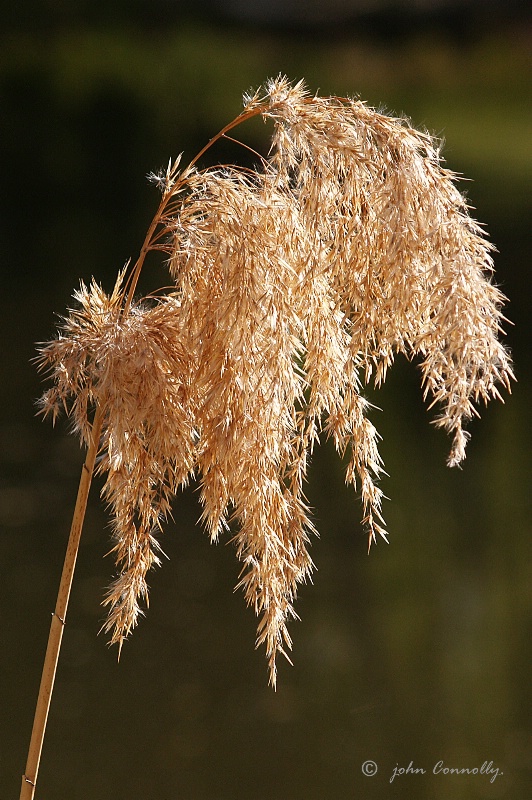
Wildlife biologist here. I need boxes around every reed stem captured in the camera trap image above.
[123,103,265,312]
[20,404,104,800]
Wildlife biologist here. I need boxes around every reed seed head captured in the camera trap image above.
[37,77,514,685]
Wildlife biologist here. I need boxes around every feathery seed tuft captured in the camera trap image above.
[37,77,514,685]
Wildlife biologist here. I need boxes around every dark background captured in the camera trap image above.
[1,2,530,798]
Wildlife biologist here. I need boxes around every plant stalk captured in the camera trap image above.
[123,103,266,313]
[20,404,104,800]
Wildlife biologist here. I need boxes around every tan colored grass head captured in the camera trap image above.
[37,77,513,686]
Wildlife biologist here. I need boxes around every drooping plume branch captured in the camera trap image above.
[36,77,513,692]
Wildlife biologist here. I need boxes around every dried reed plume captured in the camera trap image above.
[36,77,513,689]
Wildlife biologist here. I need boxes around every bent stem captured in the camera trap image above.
[20,404,104,800]
[123,102,266,312]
